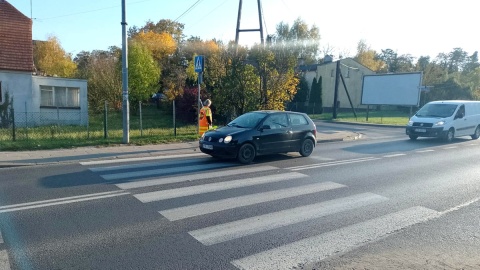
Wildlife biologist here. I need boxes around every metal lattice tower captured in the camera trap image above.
[235,0,264,46]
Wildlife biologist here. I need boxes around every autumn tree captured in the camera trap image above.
[249,44,299,110]
[133,31,177,62]
[129,19,185,43]
[353,40,384,72]
[33,35,77,78]
[75,48,122,112]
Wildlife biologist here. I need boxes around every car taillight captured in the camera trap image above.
[313,125,317,137]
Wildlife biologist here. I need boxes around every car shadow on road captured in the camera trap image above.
[343,137,473,155]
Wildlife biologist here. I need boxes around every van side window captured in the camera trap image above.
[456,105,465,118]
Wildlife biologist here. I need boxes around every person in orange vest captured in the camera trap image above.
[199,99,212,135]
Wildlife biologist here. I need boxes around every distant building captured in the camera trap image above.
[297,56,375,112]
[0,0,88,126]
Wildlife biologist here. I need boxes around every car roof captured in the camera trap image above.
[250,110,305,115]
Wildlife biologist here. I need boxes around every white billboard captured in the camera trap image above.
[361,72,423,106]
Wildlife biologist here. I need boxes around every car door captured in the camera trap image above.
[454,104,470,136]
[288,113,310,150]
[256,113,291,153]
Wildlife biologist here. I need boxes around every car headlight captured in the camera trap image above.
[407,120,414,126]
[223,135,232,144]
[434,121,445,126]
[200,133,205,140]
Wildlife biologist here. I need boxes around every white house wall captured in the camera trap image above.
[0,70,32,113]
[32,76,88,126]
[316,59,375,110]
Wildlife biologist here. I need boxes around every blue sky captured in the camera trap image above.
[7,0,479,60]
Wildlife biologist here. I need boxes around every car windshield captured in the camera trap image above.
[415,104,458,118]
[227,112,267,128]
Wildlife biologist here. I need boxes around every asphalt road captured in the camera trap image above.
[1,124,480,270]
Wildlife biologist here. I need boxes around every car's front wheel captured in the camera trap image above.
[299,138,314,157]
[237,143,256,164]
[445,128,455,143]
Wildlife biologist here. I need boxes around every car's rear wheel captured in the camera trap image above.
[471,125,480,140]
[237,143,256,164]
[299,138,314,157]
[445,128,455,143]
[409,135,418,140]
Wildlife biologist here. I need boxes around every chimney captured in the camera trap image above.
[324,55,333,63]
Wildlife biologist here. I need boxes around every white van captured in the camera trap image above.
[406,100,480,142]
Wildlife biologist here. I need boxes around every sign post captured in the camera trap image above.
[194,55,204,134]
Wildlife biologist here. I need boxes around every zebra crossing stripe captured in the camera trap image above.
[189,193,388,246]
[231,206,440,270]
[88,157,206,172]
[101,162,234,181]
[134,172,307,203]
[116,166,279,190]
[160,182,346,221]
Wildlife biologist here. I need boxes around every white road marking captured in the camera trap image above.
[383,153,406,158]
[134,172,307,203]
[231,206,440,270]
[88,157,209,172]
[80,153,204,166]
[443,146,458,149]
[416,149,435,153]
[116,166,279,190]
[189,193,388,246]
[101,162,234,181]
[0,191,129,213]
[287,157,380,171]
[161,182,346,221]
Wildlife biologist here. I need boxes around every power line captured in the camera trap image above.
[174,0,204,22]
[184,0,229,31]
[35,0,154,21]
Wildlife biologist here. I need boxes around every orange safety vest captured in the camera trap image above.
[199,106,212,135]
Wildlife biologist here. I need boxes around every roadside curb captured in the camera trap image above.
[318,120,406,129]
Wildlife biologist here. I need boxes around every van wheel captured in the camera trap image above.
[445,128,455,143]
[237,143,256,164]
[409,135,418,140]
[299,138,314,157]
[471,125,480,140]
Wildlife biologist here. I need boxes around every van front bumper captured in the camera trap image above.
[406,126,446,138]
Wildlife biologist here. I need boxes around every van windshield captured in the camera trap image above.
[415,104,458,118]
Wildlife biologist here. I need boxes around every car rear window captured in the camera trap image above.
[289,113,308,126]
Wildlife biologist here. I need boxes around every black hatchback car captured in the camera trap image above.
[199,110,317,164]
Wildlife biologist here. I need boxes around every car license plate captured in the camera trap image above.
[202,144,213,150]
[414,128,426,132]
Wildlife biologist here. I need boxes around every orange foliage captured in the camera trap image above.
[134,31,177,60]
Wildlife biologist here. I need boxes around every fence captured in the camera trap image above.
[0,101,198,144]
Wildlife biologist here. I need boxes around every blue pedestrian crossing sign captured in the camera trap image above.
[194,55,204,73]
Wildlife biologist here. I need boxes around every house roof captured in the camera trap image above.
[0,0,33,72]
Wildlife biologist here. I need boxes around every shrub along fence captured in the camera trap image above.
[0,101,198,145]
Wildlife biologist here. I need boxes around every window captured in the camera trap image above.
[263,113,288,129]
[289,113,308,126]
[41,86,80,107]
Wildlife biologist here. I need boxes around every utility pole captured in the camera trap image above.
[121,0,129,143]
[333,60,340,119]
